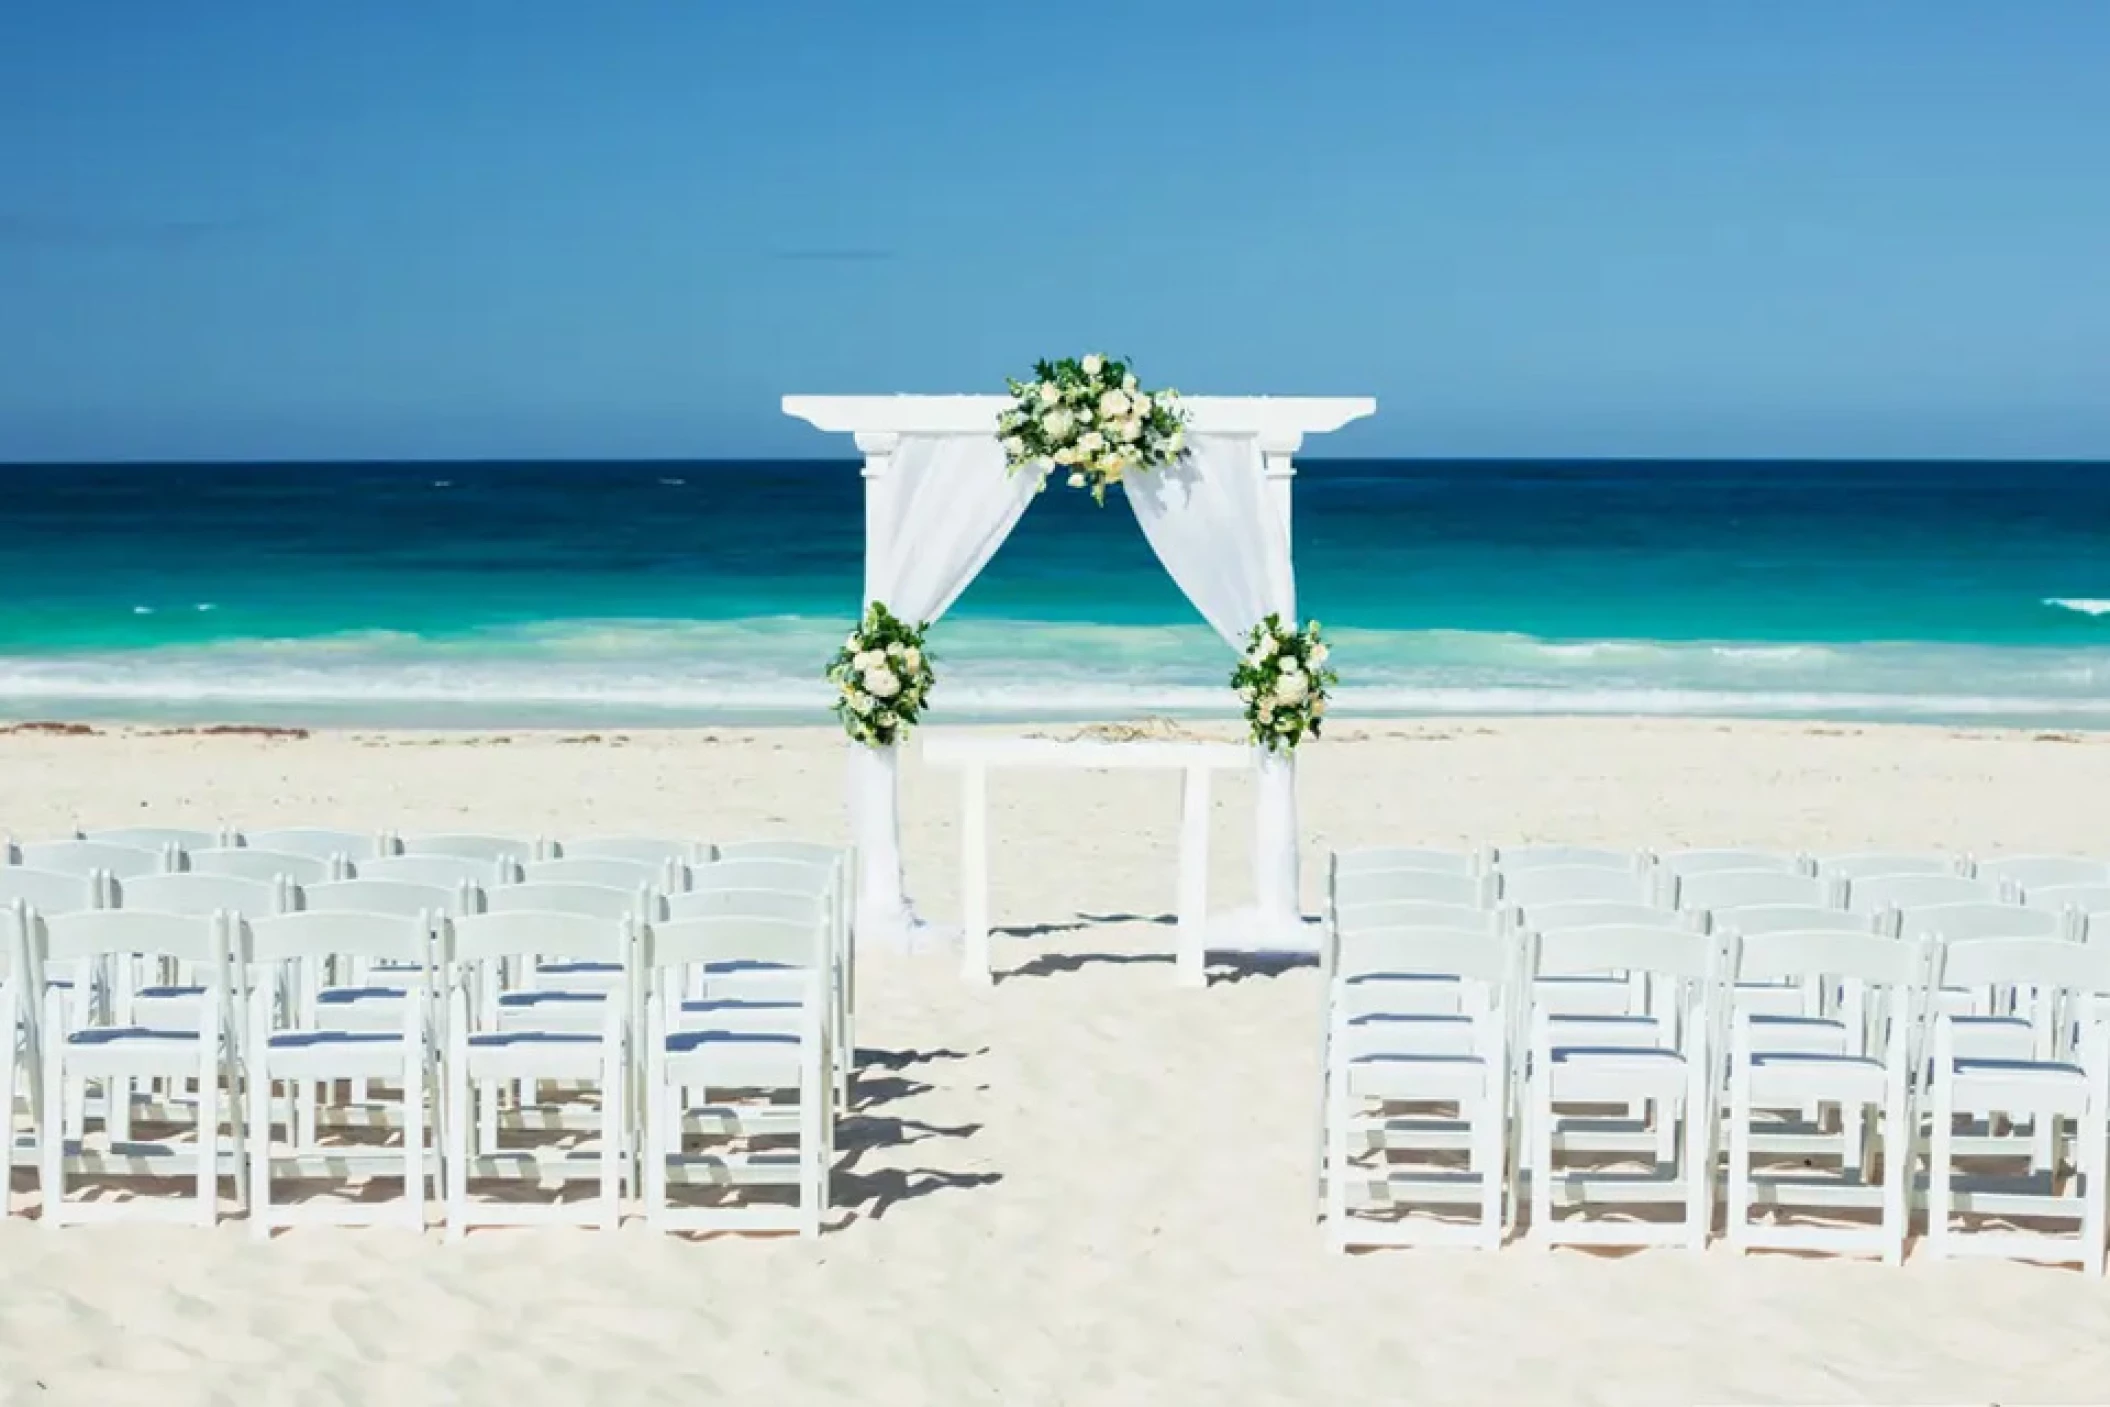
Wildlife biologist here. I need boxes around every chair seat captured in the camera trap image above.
[263,1029,417,1078]
[497,989,614,1034]
[1348,1052,1494,1102]
[663,1029,805,1087]
[1744,1050,1888,1103]
[464,1029,614,1079]
[1946,1057,2093,1115]
[1543,1044,1691,1101]
[62,1026,212,1076]
[1745,1014,1849,1055]
[1534,976,1641,1018]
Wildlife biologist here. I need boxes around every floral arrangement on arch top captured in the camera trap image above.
[827,602,935,748]
[999,354,1188,504]
[1231,614,1336,753]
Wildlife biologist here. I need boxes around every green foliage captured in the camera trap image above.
[826,601,936,747]
[1229,614,1338,752]
[997,353,1189,505]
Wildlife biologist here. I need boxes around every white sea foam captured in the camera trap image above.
[4,616,2107,729]
[2046,598,2110,617]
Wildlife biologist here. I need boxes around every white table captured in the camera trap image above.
[921,734,1253,987]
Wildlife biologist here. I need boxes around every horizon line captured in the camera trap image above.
[4,453,2110,470]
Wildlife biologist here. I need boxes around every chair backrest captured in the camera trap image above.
[449,910,631,966]
[34,908,225,967]
[1844,872,2002,914]
[0,866,100,917]
[1493,845,1637,873]
[1330,846,1483,879]
[1732,926,1934,989]
[1332,899,1502,937]
[2022,883,2110,916]
[1504,866,1656,910]
[1334,924,1516,987]
[1333,867,1490,912]
[239,909,434,967]
[691,856,835,897]
[642,913,828,973]
[1818,852,1961,881]
[16,838,170,880]
[525,856,682,894]
[360,853,519,890]
[1522,900,1688,936]
[399,833,542,865]
[1531,922,1716,982]
[1894,901,2061,943]
[78,825,228,851]
[1971,854,2110,894]
[1653,848,1808,877]
[1939,936,2110,996]
[115,871,289,917]
[187,846,333,886]
[485,881,653,921]
[665,887,829,925]
[1712,904,1882,939]
[302,877,472,918]
[239,827,395,862]
[552,836,704,868]
[712,839,844,870]
[1673,868,1832,914]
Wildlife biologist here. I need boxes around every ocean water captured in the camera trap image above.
[2,458,2108,729]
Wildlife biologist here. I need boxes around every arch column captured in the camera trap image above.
[1255,432,1304,934]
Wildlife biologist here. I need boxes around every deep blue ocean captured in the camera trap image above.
[3,458,2109,728]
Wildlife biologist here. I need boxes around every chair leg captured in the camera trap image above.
[1927,1080,1955,1260]
[248,1068,273,1241]
[1681,1082,1712,1250]
[1474,1084,1504,1249]
[1725,1076,1753,1252]
[38,1042,64,1230]
[403,1052,427,1233]
[599,1042,624,1232]
[1880,1090,1910,1267]
[445,1057,470,1243]
[798,1060,824,1240]
[1528,1071,1555,1241]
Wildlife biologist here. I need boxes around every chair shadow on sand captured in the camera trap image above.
[994,911,1317,986]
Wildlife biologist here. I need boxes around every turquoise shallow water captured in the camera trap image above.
[2,458,2108,727]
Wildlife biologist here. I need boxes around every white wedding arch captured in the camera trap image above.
[783,393,1378,957]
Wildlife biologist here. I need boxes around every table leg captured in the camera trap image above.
[1176,765,1211,988]
[960,763,991,984]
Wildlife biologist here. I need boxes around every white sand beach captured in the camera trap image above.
[4,716,2110,1405]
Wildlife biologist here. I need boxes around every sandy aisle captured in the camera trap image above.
[2,717,2108,1405]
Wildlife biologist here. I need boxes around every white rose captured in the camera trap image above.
[1098,389,1130,419]
[886,642,905,657]
[1246,648,1268,667]
[1078,430,1105,453]
[1280,657,1302,676]
[1066,472,1086,487]
[863,667,901,698]
[1082,354,1103,376]
[902,646,921,670]
[1274,672,1309,704]
[1038,382,1060,406]
[1166,429,1186,455]
[1043,408,1073,440]
[1002,435,1025,457]
[1123,374,1138,392]
[1054,446,1078,466]
[1309,643,1329,665]
[850,693,874,714]
[1257,699,1276,719]
[1237,685,1256,702]
[1118,418,1141,443]
[852,649,881,671]
[1258,635,1278,658]
[844,633,860,649]
[1133,394,1152,416]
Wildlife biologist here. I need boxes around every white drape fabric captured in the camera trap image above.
[850,434,1043,947]
[1125,434,1305,944]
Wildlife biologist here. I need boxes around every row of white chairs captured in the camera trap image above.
[1319,849,2110,1270]
[1328,846,2110,922]
[1,843,852,1238]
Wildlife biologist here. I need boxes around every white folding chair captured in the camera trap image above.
[0,868,102,917]
[2,901,37,1172]
[240,827,398,865]
[400,834,545,866]
[1973,855,2110,896]
[16,839,172,882]
[691,857,850,1094]
[240,910,439,1236]
[2022,884,2110,935]
[526,855,686,895]
[1493,845,1640,873]
[443,909,632,1236]
[1673,869,1834,914]
[1525,922,1723,1250]
[1819,853,1965,882]
[1926,937,2110,1274]
[640,911,834,1237]
[1653,848,1811,878]
[1504,866,1657,911]
[188,847,337,887]
[1844,873,2003,914]
[1723,927,1935,1264]
[560,836,713,868]
[27,909,242,1227]
[77,825,230,852]
[361,853,522,891]
[1322,923,1525,1250]
[1333,867,1493,914]
[1330,847,1487,879]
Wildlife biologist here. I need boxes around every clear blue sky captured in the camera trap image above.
[3,1,2106,462]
